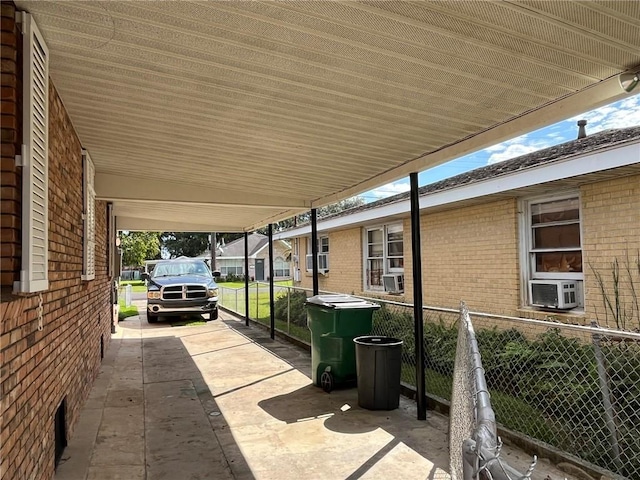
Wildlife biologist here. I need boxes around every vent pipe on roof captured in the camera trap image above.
[577,120,587,139]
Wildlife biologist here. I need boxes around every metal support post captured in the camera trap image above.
[410,172,427,420]
[287,286,291,333]
[311,208,319,296]
[268,223,275,339]
[244,232,250,326]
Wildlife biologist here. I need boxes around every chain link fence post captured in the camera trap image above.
[591,322,623,472]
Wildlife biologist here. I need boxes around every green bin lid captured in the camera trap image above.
[305,294,379,309]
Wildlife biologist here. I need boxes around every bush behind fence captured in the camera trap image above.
[219,284,639,478]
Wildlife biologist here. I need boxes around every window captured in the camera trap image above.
[306,236,329,272]
[82,149,96,281]
[364,224,404,291]
[529,196,582,277]
[14,13,49,293]
[274,257,290,277]
[220,259,243,276]
[523,194,583,307]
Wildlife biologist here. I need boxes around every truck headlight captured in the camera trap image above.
[147,291,161,299]
[208,288,218,298]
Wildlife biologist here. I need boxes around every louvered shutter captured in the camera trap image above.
[15,13,49,293]
[82,149,96,280]
[107,203,115,278]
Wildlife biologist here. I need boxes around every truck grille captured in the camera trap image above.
[161,285,208,300]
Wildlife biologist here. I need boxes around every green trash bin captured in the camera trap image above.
[306,294,380,393]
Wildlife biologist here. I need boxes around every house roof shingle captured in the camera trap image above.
[311,126,640,224]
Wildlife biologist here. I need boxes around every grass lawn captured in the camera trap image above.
[219,287,310,343]
[217,279,293,289]
[118,298,139,321]
[119,280,147,293]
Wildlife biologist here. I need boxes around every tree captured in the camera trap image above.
[120,232,161,267]
[161,232,210,258]
[260,196,365,233]
[316,196,365,218]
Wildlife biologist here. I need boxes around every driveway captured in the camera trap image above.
[55,304,575,480]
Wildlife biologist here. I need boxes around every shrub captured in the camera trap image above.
[273,290,308,326]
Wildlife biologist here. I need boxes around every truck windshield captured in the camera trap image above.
[152,262,210,278]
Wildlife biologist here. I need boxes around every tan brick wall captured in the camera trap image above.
[292,182,640,325]
[0,58,113,480]
[581,174,640,329]
[293,201,521,313]
[1,1,21,288]
[415,199,521,314]
[296,229,364,294]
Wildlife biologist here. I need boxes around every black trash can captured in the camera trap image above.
[353,336,403,410]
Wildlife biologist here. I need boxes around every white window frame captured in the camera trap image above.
[362,223,404,292]
[82,149,96,281]
[14,13,49,294]
[274,256,290,277]
[520,192,584,307]
[220,259,243,276]
[305,235,329,272]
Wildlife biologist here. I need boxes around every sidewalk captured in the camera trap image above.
[55,305,573,480]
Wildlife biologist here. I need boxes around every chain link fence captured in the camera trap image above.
[218,284,640,479]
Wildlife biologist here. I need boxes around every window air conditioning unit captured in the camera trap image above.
[382,274,404,294]
[529,280,578,309]
[305,253,329,273]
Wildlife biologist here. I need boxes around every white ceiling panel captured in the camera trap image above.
[15,0,640,231]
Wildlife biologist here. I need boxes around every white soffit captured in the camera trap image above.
[15,0,640,231]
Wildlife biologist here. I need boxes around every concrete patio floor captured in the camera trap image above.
[55,303,575,480]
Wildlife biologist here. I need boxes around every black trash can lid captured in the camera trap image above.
[305,294,379,310]
[354,336,403,346]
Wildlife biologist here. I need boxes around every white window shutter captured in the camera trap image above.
[15,13,49,294]
[107,203,115,278]
[82,149,96,280]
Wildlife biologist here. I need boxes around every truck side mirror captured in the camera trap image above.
[212,270,221,278]
[141,272,149,281]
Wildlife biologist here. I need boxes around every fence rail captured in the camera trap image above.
[218,283,639,479]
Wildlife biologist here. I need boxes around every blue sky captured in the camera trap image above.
[359,94,640,202]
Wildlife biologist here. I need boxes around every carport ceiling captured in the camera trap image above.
[16,1,640,232]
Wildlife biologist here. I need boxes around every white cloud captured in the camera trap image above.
[570,94,640,132]
[365,181,411,200]
[487,144,540,164]
[486,137,554,164]
[484,95,640,166]
[484,133,530,152]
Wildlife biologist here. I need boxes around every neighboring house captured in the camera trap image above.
[277,126,640,326]
[196,233,291,281]
[0,8,115,479]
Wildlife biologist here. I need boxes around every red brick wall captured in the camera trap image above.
[0,4,114,477]
[1,0,21,288]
